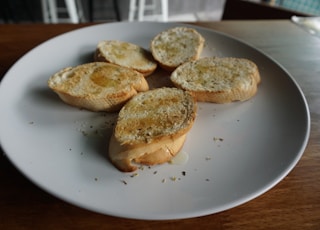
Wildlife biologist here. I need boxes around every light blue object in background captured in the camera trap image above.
[276,0,320,15]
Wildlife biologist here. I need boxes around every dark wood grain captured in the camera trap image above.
[0,21,319,229]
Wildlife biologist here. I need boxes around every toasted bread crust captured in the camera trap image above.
[170,57,261,103]
[48,62,149,111]
[108,87,197,172]
[150,27,205,71]
[94,40,157,76]
[109,133,187,172]
[134,134,186,165]
[115,87,197,147]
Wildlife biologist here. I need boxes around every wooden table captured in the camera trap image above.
[0,20,319,229]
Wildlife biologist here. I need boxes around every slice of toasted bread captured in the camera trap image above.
[48,62,149,112]
[150,27,205,71]
[170,57,261,103]
[94,40,157,76]
[108,87,197,172]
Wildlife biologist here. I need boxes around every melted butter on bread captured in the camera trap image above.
[89,65,127,88]
[48,62,149,111]
[109,87,197,172]
[115,88,196,145]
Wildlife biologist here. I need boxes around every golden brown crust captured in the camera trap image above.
[170,57,261,103]
[109,134,187,172]
[94,40,157,76]
[150,27,205,71]
[48,62,149,111]
[114,87,197,147]
[134,135,186,165]
[108,87,197,172]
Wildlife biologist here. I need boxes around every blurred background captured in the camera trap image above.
[0,0,319,24]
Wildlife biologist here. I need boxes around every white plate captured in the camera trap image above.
[0,22,310,220]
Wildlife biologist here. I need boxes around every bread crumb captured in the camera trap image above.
[170,176,177,181]
[138,166,145,170]
[130,173,139,177]
[213,137,224,142]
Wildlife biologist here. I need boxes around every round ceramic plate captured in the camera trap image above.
[0,22,310,220]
